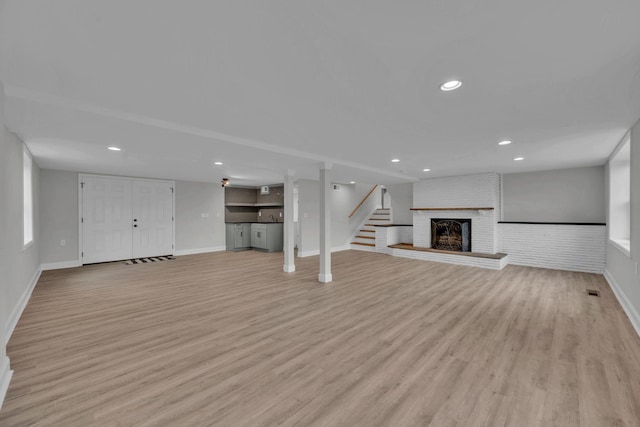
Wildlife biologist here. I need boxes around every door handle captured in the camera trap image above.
[133,224,138,228]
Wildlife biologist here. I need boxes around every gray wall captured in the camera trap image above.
[298,180,377,255]
[38,173,227,263]
[39,170,79,264]
[175,180,225,252]
[385,183,413,224]
[502,166,605,223]
[1,82,41,401]
[298,179,320,254]
[606,119,640,333]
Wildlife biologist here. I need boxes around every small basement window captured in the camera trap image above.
[23,146,34,247]
[608,133,631,255]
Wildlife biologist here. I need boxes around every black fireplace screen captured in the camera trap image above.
[431,218,471,252]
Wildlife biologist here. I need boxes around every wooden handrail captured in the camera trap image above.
[349,185,378,218]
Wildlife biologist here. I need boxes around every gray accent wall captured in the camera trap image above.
[385,183,413,224]
[37,173,227,263]
[298,180,377,255]
[39,170,79,264]
[502,166,605,223]
[174,180,225,252]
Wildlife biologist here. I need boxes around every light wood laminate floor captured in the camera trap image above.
[1,250,640,426]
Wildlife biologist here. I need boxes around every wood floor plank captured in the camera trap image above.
[1,250,640,426]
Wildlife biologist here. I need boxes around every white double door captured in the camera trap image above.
[81,175,174,264]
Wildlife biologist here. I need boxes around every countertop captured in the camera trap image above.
[225,222,283,224]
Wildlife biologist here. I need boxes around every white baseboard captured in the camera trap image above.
[297,245,351,258]
[318,273,333,283]
[0,356,12,411]
[604,269,640,338]
[174,246,226,256]
[5,267,41,345]
[41,260,82,271]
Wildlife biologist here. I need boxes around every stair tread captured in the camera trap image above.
[355,235,375,239]
[369,218,390,221]
[351,242,375,247]
[360,229,375,232]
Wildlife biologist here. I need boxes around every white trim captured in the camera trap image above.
[283,265,296,273]
[0,356,13,411]
[297,245,351,258]
[5,267,41,344]
[174,246,226,256]
[608,130,631,161]
[41,260,82,271]
[318,273,333,283]
[609,239,631,257]
[604,269,640,338]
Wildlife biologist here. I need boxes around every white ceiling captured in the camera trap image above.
[1,1,639,186]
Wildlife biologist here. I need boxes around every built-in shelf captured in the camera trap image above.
[410,207,495,211]
[225,203,284,207]
[225,202,257,207]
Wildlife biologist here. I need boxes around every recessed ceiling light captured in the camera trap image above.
[349,181,356,184]
[498,140,512,146]
[391,158,400,163]
[214,161,223,165]
[423,168,431,172]
[513,157,524,161]
[440,80,462,91]
[107,146,121,151]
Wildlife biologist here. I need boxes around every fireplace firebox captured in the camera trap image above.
[431,218,471,252]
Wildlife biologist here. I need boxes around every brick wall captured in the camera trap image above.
[499,223,606,273]
[413,173,500,254]
[413,172,500,208]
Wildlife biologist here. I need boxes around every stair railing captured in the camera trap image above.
[348,185,379,218]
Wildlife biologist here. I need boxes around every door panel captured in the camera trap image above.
[82,176,133,264]
[132,180,174,258]
[82,176,174,264]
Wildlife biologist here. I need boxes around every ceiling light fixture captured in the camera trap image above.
[423,168,431,172]
[214,161,223,165]
[440,80,462,91]
[513,157,524,161]
[391,158,400,163]
[107,146,121,151]
[221,178,230,187]
[498,140,512,146]
[350,181,356,184]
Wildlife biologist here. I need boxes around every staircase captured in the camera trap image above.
[351,208,390,251]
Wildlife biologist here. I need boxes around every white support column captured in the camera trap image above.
[283,170,296,273]
[318,163,332,283]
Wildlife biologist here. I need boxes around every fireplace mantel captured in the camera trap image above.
[410,207,494,211]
